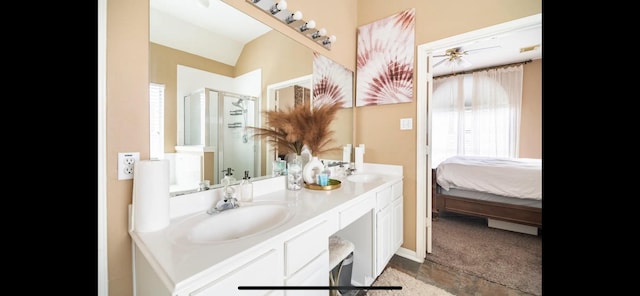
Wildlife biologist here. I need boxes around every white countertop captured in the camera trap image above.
[129,163,403,293]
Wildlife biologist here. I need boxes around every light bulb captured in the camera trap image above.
[311,28,326,39]
[306,20,316,29]
[323,35,336,45]
[278,0,288,10]
[270,0,287,14]
[285,11,303,24]
[300,20,316,32]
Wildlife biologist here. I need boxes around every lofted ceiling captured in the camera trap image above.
[150,0,271,66]
[150,0,542,75]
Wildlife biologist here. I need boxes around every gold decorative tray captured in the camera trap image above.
[304,179,342,190]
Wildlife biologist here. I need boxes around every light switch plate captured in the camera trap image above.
[400,118,413,130]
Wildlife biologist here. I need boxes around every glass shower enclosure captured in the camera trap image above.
[183,88,259,185]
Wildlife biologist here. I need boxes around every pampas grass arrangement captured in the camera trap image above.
[249,100,342,157]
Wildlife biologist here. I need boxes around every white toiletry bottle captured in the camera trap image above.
[343,144,352,163]
[322,163,331,179]
[355,144,365,172]
[221,168,236,187]
[238,170,253,203]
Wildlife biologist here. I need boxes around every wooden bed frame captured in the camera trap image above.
[431,169,542,228]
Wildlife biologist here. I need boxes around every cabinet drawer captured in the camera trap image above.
[392,181,403,201]
[376,186,392,209]
[190,249,279,295]
[284,221,328,276]
[285,251,329,296]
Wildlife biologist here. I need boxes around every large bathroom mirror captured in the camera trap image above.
[149,0,354,195]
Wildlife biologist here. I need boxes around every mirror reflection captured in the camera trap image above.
[149,0,353,195]
[180,85,258,187]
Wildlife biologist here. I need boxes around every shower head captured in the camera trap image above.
[232,99,244,108]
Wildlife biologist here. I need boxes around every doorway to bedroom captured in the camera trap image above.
[415,14,542,257]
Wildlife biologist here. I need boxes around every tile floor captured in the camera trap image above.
[342,214,541,296]
[381,254,537,296]
[345,253,534,296]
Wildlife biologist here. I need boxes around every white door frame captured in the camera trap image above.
[415,13,542,257]
[265,75,312,172]
[98,0,108,295]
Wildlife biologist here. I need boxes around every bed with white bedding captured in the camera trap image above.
[432,156,542,228]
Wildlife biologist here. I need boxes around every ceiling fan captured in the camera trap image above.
[433,45,501,69]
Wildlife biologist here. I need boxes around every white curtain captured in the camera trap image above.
[431,75,464,167]
[432,65,523,167]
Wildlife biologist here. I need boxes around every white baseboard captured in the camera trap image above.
[488,218,538,235]
[394,247,424,263]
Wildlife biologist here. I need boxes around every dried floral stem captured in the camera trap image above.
[249,100,342,157]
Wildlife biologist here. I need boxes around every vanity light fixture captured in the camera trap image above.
[299,20,316,32]
[311,28,326,39]
[246,0,335,50]
[323,35,336,45]
[269,0,287,14]
[285,11,303,24]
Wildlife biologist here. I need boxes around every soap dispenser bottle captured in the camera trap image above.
[221,168,236,187]
[238,170,254,203]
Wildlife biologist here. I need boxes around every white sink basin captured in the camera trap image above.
[167,202,294,244]
[346,174,380,183]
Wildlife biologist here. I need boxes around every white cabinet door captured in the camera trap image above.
[374,181,403,277]
[392,196,403,252]
[375,206,391,276]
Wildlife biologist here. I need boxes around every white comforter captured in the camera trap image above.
[436,156,542,200]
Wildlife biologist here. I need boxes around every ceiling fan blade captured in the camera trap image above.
[458,56,472,68]
[433,58,448,68]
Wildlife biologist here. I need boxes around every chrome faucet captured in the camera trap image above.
[207,197,238,214]
[327,161,349,168]
[345,167,357,176]
[207,186,239,215]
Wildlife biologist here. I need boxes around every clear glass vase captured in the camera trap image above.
[287,156,303,191]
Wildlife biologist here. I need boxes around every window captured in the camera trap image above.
[150,83,165,160]
[432,66,523,167]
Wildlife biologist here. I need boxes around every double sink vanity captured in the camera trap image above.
[130,163,403,296]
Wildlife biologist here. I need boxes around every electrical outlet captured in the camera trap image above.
[118,152,140,180]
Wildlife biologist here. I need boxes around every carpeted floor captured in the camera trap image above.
[426,212,542,295]
[368,267,455,296]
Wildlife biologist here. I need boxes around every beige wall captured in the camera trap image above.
[520,59,542,158]
[106,0,147,294]
[105,0,541,295]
